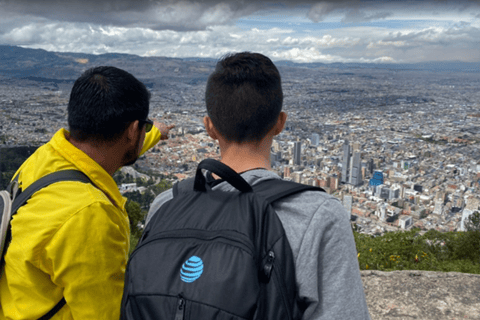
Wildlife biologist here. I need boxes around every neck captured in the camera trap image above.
[66,134,121,176]
[218,138,272,173]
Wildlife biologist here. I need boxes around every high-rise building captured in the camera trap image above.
[389,187,400,199]
[382,188,391,200]
[350,152,362,186]
[369,171,384,187]
[367,158,375,175]
[284,166,292,178]
[433,200,443,215]
[341,140,350,183]
[311,133,320,147]
[293,141,302,166]
[329,175,339,191]
[352,141,360,151]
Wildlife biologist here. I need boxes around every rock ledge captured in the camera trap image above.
[361,270,480,319]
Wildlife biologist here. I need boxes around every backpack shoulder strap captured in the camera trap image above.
[37,297,66,320]
[3,170,90,320]
[252,179,325,204]
[11,170,91,215]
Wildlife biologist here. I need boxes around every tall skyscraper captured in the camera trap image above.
[350,152,362,186]
[293,141,302,166]
[367,158,374,175]
[311,133,320,147]
[341,140,350,183]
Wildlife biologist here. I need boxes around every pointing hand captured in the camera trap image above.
[154,121,175,140]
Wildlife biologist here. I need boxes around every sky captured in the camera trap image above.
[1,0,480,63]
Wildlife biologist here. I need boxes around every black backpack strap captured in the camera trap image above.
[4,170,90,320]
[11,170,91,215]
[37,297,66,320]
[194,159,252,193]
[252,179,325,204]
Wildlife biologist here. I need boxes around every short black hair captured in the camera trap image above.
[68,66,150,142]
[205,52,283,143]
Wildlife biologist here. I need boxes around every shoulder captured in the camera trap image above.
[145,188,174,225]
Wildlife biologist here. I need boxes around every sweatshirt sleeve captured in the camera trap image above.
[296,198,371,320]
[145,188,174,226]
[39,201,129,320]
[139,125,162,156]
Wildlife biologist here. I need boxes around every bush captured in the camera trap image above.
[354,228,480,274]
[125,199,146,255]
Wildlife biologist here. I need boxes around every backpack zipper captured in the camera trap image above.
[270,251,294,320]
[133,229,255,259]
[262,251,275,281]
[174,295,185,320]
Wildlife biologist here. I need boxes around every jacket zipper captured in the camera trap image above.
[174,296,185,320]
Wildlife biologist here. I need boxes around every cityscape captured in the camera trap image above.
[1,47,479,237]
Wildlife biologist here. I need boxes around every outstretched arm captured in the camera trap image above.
[139,121,175,155]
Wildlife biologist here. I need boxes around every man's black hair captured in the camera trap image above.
[68,66,150,142]
[205,52,283,143]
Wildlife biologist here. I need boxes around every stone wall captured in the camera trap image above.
[361,270,480,319]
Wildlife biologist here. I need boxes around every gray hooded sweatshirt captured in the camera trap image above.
[146,169,371,320]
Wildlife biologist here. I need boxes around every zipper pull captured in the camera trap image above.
[174,295,185,320]
[262,251,275,283]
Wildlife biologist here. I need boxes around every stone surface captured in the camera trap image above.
[361,270,480,319]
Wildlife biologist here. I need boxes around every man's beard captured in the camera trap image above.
[122,135,141,166]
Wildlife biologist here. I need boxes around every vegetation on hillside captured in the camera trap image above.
[124,179,172,254]
[354,218,480,274]
[0,146,39,189]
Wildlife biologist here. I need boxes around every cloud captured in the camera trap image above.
[342,10,393,23]
[1,0,480,63]
[0,0,261,31]
[307,1,396,23]
[306,2,340,22]
[1,0,480,30]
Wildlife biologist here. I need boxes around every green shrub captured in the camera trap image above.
[354,228,480,274]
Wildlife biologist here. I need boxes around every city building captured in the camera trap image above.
[293,141,302,166]
[341,140,350,183]
[369,171,384,187]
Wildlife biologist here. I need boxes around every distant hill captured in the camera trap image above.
[0,45,216,89]
[0,45,478,89]
[274,60,480,73]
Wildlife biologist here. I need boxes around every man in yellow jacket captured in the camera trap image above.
[0,66,174,319]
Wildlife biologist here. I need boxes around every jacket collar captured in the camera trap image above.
[49,128,127,210]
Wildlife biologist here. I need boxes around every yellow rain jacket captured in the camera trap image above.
[0,127,161,319]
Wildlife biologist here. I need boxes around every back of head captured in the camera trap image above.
[68,66,150,143]
[205,52,283,143]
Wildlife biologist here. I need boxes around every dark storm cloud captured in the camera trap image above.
[0,0,261,30]
[3,0,477,30]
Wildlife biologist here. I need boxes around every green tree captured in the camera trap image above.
[125,199,146,255]
[149,179,173,196]
[464,211,480,232]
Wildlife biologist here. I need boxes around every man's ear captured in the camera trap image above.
[274,111,287,135]
[203,116,219,140]
[125,120,141,143]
